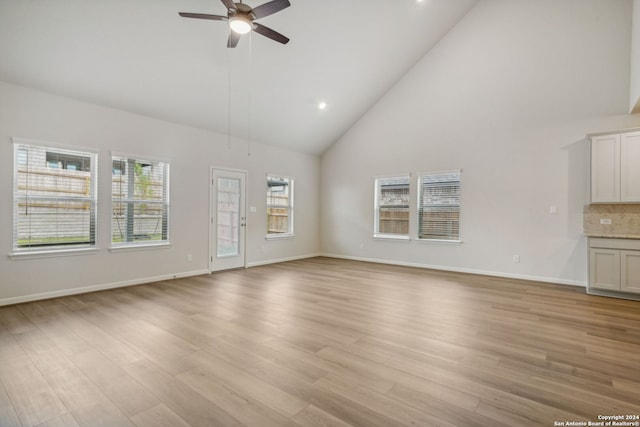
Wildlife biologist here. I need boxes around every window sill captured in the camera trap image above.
[373,234,410,241]
[9,247,99,260]
[416,238,463,245]
[265,234,295,240]
[109,242,171,253]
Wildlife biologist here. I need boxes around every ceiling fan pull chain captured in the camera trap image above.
[248,32,252,157]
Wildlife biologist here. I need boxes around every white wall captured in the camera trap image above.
[320,0,640,286]
[631,0,640,112]
[0,81,320,304]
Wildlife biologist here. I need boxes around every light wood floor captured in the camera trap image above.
[1,257,640,427]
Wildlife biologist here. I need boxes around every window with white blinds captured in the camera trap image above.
[13,141,97,252]
[374,175,410,238]
[112,156,170,247]
[417,170,461,241]
[267,175,294,237]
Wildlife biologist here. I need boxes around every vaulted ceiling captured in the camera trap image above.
[0,0,478,154]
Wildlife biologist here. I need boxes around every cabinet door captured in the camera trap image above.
[589,248,620,291]
[591,134,620,202]
[620,132,640,202]
[621,250,640,294]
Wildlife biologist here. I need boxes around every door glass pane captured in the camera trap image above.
[217,178,240,257]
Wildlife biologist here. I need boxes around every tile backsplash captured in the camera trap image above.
[583,204,640,238]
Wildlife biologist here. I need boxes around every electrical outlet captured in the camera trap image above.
[187,254,192,262]
[513,255,520,263]
[600,218,612,225]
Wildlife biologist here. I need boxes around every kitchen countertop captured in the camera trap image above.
[585,233,640,239]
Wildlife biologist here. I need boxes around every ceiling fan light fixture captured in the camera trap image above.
[229,15,252,34]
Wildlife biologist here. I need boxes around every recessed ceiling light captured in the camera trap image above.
[318,102,327,110]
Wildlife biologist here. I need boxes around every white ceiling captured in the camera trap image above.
[0,0,478,155]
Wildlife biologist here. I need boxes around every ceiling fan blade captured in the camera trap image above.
[253,23,289,44]
[220,0,236,11]
[179,12,228,21]
[251,0,291,19]
[227,31,241,48]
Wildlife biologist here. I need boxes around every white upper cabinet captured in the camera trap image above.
[620,132,640,202]
[591,130,640,203]
[591,133,619,202]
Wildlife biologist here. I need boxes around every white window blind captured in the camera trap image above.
[418,170,461,241]
[112,156,170,246]
[267,175,294,236]
[374,175,410,237]
[13,141,97,251]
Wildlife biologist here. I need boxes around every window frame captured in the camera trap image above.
[11,138,98,258]
[416,169,462,243]
[373,174,411,240]
[266,174,294,239]
[110,152,171,250]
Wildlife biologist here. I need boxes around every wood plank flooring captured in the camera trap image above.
[1,257,639,426]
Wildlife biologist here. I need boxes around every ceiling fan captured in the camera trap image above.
[179,0,291,48]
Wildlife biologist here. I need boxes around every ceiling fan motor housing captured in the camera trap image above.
[228,2,255,33]
[231,3,255,18]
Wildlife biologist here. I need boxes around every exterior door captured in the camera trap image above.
[211,168,246,271]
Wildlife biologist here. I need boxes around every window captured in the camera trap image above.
[112,155,170,247]
[418,170,461,241]
[266,175,294,237]
[13,140,97,252]
[374,175,410,238]
[46,151,91,172]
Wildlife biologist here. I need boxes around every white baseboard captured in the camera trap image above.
[1,254,585,306]
[587,287,640,301]
[0,269,210,307]
[247,253,322,268]
[318,253,587,287]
